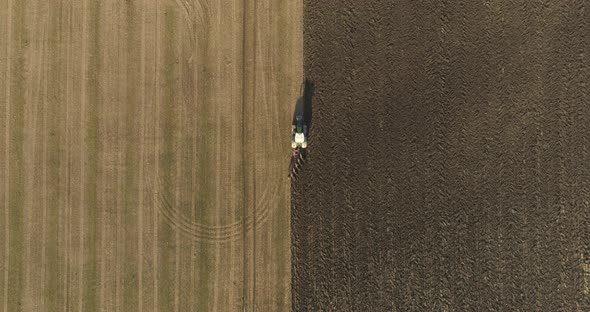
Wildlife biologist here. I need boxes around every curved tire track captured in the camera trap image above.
[147,170,279,242]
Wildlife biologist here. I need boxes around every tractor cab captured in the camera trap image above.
[292,115,308,148]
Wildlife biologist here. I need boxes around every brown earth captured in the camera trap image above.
[0,0,300,311]
[293,0,589,311]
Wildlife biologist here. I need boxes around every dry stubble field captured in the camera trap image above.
[0,0,301,311]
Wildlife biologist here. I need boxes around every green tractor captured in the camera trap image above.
[291,115,308,149]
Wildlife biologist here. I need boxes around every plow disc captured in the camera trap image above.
[289,147,306,179]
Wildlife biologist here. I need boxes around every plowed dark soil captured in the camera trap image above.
[292,1,590,310]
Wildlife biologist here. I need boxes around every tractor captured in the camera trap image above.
[291,115,308,149]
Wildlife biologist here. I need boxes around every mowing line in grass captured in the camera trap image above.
[0,0,12,310]
[193,3,213,310]
[45,1,67,311]
[6,0,27,310]
[122,1,141,311]
[157,6,178,312]
[81,1,101,311]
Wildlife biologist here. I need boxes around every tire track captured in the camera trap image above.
[98,2,119,309]
[95,3,107,310]
[137,0,147,310]
[212,16,223,302]
[64,4,72,309]
[67,3,82,309]
[151,175,278,242]
[213,2,234,304]
[0,0,5,307]
[21,1,37,308]
[77,0,88,310]
[243,0,259,311]
[52,2,67,306]
[22,1,36,304]
[25,3,50,309]
[173,109,181,312]
[177,9,197,311]
[2,0,14,309]
[173,18,186,310]
[241,0,250,307]
[188,7,198,304]
[173,0,208,59]
[115,3,127,310]
[5,1,28,310]
[152,4,161,309]
[40,5,51,310]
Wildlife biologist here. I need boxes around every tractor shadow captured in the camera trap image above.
[289,80,315,179]
[292,79,315,132]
